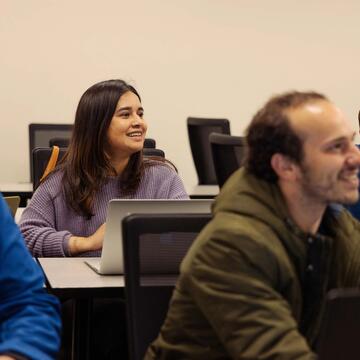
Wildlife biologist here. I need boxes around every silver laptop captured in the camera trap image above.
[85,199,213,275]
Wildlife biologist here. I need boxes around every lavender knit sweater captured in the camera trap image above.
[20,163,189,257]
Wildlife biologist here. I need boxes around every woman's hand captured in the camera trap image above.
[69,223,106,255]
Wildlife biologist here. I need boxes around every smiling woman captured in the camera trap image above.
[19,79,189,258]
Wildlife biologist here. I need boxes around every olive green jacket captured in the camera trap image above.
[146,168,360,359]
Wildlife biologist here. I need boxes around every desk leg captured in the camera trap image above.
[72,299,92,360]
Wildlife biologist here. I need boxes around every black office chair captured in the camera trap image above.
[317,288,360,360]
[29,123,73,182]
[122,213,212,360]
[187,117,230,185]
[49,138,155,149]
[209,133,245,188]
[143,148,165,158]
[32,147,67,191]
[144,138,156,148]
[47,137,154,149]
[32,146,163,191]
[49,137,70,148]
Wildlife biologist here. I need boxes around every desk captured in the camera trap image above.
[0,182,33,206]
[37,258,124,360]
[187,184,219,199]
[1,182,220,202]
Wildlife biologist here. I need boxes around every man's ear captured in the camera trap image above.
[271,153,298,181]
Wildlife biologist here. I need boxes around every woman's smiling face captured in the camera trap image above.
[106,91,147,160]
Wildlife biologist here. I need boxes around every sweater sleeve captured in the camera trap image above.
[19,176,72,257]
[0,195,61,359]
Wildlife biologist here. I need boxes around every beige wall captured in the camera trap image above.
[1,0,360,188]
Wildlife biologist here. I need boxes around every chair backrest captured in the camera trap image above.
[49,137,70,147]
[32,146,164,191]
[122,213,212,360]
[32,147,67,190]
[4,196,21,217]
[144,138,156,148]
[209,133,245,187]
[187,117,230,185]
[143,148,165,158]
[48,138,157,151]
[317,288,360,360]
[29,123,73,182]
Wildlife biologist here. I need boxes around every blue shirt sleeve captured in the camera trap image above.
[0,195,61,359]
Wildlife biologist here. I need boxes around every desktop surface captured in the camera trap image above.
[37,257,124,298]
[186,184,219,198]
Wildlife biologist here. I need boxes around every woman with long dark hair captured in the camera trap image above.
[20,79,188,257]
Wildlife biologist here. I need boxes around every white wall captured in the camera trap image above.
[1,0,360,188]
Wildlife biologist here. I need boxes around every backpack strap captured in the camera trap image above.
[40,146,60,183]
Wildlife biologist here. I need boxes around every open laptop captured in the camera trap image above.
[85,199,213,275]
[4,196,21,218]
[317,288,360,359]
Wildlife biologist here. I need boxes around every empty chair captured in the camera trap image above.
[122,212,212,360]
[49,137,70,147]
[209,133,245,188]
[187,117,230,185]
[29,123,73,182]
[142,148,165,158]
[32,147,67,191]
[144,138,156,148]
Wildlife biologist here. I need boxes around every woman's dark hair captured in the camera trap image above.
[244,91,328,182]
[58,79,149,218]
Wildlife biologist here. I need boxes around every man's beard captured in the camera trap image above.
[299,163,359,205]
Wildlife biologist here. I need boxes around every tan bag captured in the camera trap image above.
[40,146,60,182]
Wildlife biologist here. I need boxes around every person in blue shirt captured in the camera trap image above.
[0,194,61,360]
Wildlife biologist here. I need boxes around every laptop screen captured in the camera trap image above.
[98,199,213,274]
